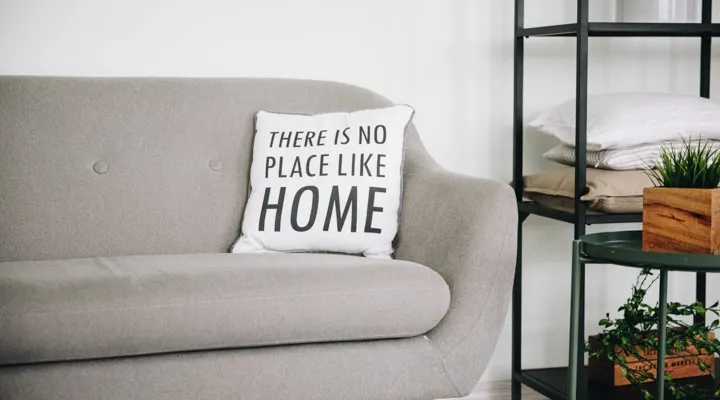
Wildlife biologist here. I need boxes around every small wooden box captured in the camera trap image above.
[642,187,720,255]
[590,354,716,387]
[588,333,716,387]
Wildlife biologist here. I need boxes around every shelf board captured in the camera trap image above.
[516,368,567,399]
[517,365,719,400]
[518,201,642,225]
[518,22,720,38]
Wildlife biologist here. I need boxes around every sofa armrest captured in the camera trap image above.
[395,158,518,395]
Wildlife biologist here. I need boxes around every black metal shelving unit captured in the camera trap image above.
[511,1,717,399]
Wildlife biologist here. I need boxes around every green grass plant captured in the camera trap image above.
[646,138,720,189]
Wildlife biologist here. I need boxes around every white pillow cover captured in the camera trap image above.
[543,140,720,170]
[231,105,415,259]
[529,93,720,150]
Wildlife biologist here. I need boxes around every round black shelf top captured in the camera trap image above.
[580,230,720,271]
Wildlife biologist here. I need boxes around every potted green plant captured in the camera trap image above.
[643,138,720,254]
[587,268,720,399]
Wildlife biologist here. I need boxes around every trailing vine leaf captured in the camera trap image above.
[586,268,720,399]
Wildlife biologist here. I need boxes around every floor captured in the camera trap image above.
[461,381,548,400]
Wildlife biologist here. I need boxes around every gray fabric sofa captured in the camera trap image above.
[0,77,518,400]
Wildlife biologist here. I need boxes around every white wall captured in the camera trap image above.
[3,0,720,386]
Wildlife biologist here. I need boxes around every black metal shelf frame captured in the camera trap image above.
[519,22,720,37]
[511,1,715,399]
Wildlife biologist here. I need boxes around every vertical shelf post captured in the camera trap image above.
[573,0,589,240]
[568,240,586,400]
[571,0,590,398]
[695,0,712,327]
[511,0,525,399]
[700,0,712,99]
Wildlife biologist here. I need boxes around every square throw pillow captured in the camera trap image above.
[231,105,415,259]
[528,93,720,150]
[522,167,653,213]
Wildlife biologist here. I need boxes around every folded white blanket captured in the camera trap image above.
[543,141,720,170]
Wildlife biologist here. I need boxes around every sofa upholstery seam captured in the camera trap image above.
[5,332,432,367]
[424,335,463,397]
[0,286,443,317]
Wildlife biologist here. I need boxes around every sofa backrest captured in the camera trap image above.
[0,77,419,262]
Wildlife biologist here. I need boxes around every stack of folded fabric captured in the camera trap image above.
[522,92,720,213]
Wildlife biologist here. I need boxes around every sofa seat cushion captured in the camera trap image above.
[0,253,450,365]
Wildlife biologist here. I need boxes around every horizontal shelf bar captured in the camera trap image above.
[518,22,720,38]
[518,201,575,223]
[586,212,642,224]
[520,24,578,37]
[518,201,642,225]
[515,370,567,400]
[591,22,720,37]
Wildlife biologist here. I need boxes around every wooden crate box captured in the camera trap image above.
[642,187,720,255]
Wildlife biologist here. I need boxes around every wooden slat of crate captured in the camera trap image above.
[588,332,715,364]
